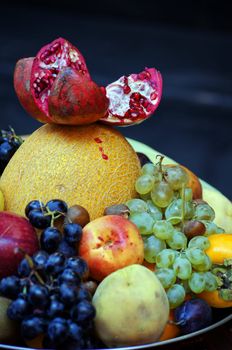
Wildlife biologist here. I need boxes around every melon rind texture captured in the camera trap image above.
[0,123,141,220]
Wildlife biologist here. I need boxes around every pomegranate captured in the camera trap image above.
[30,37,91,120]
[14,57,52,123]
[48,67,109,125]
[100,67,163,126]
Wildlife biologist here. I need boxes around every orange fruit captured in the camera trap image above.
[0,123,141,220]
[159,310,180,341]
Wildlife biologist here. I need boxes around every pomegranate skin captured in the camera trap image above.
[48,67,109,125]
[100,67,163,126]
[30,37,91,119]
[13,58,52,123]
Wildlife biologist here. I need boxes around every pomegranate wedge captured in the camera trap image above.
[100,67,162,126]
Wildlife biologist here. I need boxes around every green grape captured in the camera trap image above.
[156,249,177,268]
[164,165,189,190]
[185,247,206,265]
[141,163,156,176]
[139,192,151,201]
[204,271,218,292]
[146,200,163,221]
[188,272,206,293]
[167,284,186,309]
[193,204,215,221]
[173,257,192,280]
[192,254,212,272]
[135,174,155,195]
[155,268,176,289]
[129,212,154,235]
[165,199,194,225]
[153,220,174,240]
[151,180,174,208]
[183,188,193,202]
[188,236,210,250]
[166,230,187,250]
[201,220,225,236]
[144,235,166,263]
[126,198,148,213]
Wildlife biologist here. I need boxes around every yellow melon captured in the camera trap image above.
[0,123,141,220]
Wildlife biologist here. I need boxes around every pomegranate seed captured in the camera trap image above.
[146,103,154,112]
[123,85,131,94]
[40,50,50,61]
[142,99,149,108]
[150,92,157,101]
[50,42,61,52]
[130,110,140,119]
[132,92,141,101]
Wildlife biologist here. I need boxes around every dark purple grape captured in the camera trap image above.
[33,250,49,270]
[47,317,68,344]
[25,200,45,218]
[18,258,31,278]
[45,252,66,276]
[40,227,62,253]
[28,209,52,229]
[28,284,49,308]
[63,223,83,245]
[68,322,83,341]
[57,239,76,258]
[174,298,212,334]
[65,257,89,281]
[46,199,68,214]
[58,268,81,286]
[76,287,92,302]
[7,297,30,320]
[21,316,46,340]
[59,283,77,306]
[0,141,15,162]
[0,276,21,299]
[70,300,96,325]
[47,299,65,318]
[136,152,152,166]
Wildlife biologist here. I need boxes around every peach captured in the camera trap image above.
[79,215,144,281]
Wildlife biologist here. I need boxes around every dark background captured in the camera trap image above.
[0,1,232,199]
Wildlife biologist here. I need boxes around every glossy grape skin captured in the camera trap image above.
[173,257,192,280]
[63,223,83,245]
[192,255,212,272]
[188,272,206,293]
[165,199,194,224]
[193,204,215,221]
[164,165,189,190]
[146,200,163,221]
[144,235,166,263]
[25,200,45,218]
[65,257,89,281]
[156,249,177,268]
[64,205,90,227]
[129,212,154,235]
[201,220,225,236]
[141,163,156,176]
[167,284,186,309]
[185,248,206,265]
[7,297,30,320]
[204,271,218,292]
[70,300,96,325]
[135,174,155,195]
[188,236,210,250]
[46,199,68,214]
[40,227,62,253]
[0,276,21,299]
[166,230,187,250]
[126,198,148,213]
[28,284,49,308]
[28,209,52,229]
[155,268,176,289]
[47,317,69,344]
[153,220,174,240]
[151,180,174,208]
[174,298,212,334]
[58,268,81,286]
[21,316,46,340]
[18,258,31,278]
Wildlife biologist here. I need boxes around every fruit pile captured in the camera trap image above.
[0,37,231,350]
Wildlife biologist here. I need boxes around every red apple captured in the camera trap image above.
[79,215,144,281]
[0,211,39,278]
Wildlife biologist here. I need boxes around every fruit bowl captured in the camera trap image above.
[0,138,231,350]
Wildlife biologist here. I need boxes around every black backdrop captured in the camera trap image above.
[0,1,232,199]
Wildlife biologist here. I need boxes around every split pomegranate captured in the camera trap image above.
[48,67,109,125]
[14,58,52,123]
[100,67,163,126]
[30,37,91,119]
